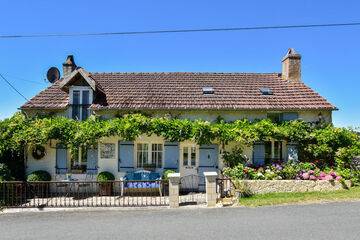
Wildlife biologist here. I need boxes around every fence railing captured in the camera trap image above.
[216,178,236,199]
[0,180,169,208]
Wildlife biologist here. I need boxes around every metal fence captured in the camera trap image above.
[179,175,206,205]
[216,178,236,199]
[0,180,169,208]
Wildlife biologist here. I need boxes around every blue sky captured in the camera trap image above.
[0,0,359,127]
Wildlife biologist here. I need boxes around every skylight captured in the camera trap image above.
[260,87,273,95]
[202,87,214,95]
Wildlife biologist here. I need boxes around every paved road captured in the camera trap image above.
[1,202,360,240]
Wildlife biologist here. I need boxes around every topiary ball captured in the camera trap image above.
[27,170,51,182]
[96,171,115,182]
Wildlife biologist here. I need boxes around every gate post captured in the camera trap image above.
[204,172,218,207]
[168,173,180,208]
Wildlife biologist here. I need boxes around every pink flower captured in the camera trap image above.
[309,170,315,175]
[324,175,333,181]
[302,172,310,180]
[335,176,342,181]
[309,175,317,181]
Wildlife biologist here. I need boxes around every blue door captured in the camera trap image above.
[164,142,179,171]
[199,144,219,190]
[253,143,265,166]
[56,144,68,174]
[118,141,134,172]
[87,147,98,174]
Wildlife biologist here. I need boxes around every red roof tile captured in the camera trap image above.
[21,72,336,111]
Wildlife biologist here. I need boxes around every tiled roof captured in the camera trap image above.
[21,72,336,111]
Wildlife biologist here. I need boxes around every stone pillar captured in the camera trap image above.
[168,173,180,208]
[204,171,218,207]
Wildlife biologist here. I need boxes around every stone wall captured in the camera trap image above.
[236,180,351,194]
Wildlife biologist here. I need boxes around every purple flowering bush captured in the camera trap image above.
[224,161,343,181]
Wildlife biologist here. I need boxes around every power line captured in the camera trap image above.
[1,73,47,85]
[0,73,29,101]
[1,22,360,39]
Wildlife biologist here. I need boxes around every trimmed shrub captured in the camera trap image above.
[26,170,51,182]
[162,170,175,180]
[96,171,115,182]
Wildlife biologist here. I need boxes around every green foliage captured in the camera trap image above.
[0,112,359,174]
[0,163,13,181]
[26,170,51,182]
[162,169,175,180]
[96,171,115,182]
[222,146,247,168]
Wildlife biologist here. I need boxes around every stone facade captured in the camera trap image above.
[237,180,351,194]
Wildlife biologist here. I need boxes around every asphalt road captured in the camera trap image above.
[1,202,360,240]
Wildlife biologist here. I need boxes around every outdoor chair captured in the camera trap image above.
[121,170,162,197]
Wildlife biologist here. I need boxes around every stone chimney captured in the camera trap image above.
[62,55,76,78]
[282,48,301,82]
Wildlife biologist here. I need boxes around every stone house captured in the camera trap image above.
[20,49,336,186]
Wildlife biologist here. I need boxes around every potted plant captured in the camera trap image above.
[26,170,51,198]
[97,171,115,196]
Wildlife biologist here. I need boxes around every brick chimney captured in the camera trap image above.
[282,48,301,82]
[62,55,76,78]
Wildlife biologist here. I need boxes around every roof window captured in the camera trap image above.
[202,87,214,95]
[260,87,273,95]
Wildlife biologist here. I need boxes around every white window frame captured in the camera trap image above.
[180,143,199,168]
[69,86,93,120]
[135,141,164,169]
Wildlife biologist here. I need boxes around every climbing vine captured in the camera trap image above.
[0,112,359,168]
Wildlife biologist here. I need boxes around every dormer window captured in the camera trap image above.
[70,87,93,120]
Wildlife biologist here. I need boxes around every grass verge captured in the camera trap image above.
[239,187,360,207]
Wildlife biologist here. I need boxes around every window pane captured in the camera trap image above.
[191,147,196,166]
[82,106,89,120]
[183,147,188,166]
[151,144,163,168]
[73,90,80,105]
[82,90,90,105]
[265,142,272,164]
[137,143,148,167]
[72,105,80,120]
[274,141,282,160]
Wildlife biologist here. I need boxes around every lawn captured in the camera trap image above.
[239,187,360,207]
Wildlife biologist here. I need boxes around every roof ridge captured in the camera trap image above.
[90,72,281,75]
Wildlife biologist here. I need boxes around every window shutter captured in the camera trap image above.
[86,147,98,174]
[118,141,134,172]
[164,142,179,170]
[253,143,265,167]
[56,144,68,174]
[287,143,299,162]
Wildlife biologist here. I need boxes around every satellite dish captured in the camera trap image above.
[46,67,60,83]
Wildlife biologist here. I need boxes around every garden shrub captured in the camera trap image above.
[96,171,115,182]
[162,170,175,180]
[26,170,51,182]
[0,163,13,181]
[222,146,248,168]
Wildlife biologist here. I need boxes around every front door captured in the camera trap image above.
[180,144,199,191]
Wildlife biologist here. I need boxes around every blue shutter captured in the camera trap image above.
[118,141,134,172]
[87,147,98,174]
[283,112,299,121]
[164,142,179,171]
[253,143,265,167]
[56,144,68,174]
[287,143,299,162]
